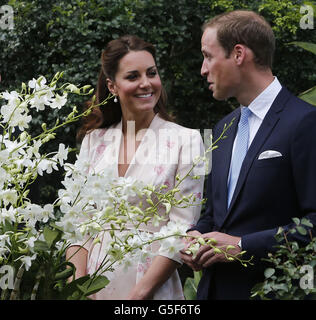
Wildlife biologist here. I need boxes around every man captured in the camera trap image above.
[180,10,316,300]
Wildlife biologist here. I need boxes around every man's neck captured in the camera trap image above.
[237,69,274,106]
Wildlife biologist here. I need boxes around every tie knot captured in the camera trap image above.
[239,107,251,125]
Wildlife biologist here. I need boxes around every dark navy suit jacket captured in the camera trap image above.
[193,87,316,299]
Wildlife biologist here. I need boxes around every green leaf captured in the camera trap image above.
[34,240,50,252]
[276,226,284,235]
[292,217,300,225]
[77,276,110,296]
[289,42,316,55]
[299,86,316,106]
[264,268,275,278]
[55,267,74,281]
[301,218,313,228]
[60,275,90,300]
[183,271,202,300]
[193,270,202,285]
[43,226,61,248]
[183,278,198,300]
[251,282,264,298]
[296,226,307,235]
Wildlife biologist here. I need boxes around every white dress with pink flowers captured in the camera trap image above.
[75,114,205,300]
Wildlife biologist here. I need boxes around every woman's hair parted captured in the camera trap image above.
[77,35,172,142]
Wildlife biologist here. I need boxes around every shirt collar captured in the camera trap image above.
[244,77,282,120]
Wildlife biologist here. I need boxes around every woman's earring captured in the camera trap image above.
[114,95,118,103]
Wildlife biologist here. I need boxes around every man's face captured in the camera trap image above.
[201,27,239,101]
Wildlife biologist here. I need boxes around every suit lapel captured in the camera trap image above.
[213,109,240,224]
[220,87,291,228]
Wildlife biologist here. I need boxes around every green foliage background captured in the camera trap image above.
[0,0,315,204]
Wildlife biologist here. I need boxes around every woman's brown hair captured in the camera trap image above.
[77,35,172,142]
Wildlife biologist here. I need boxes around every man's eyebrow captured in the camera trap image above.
[202,49,211,56]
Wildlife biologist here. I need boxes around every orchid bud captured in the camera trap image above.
[143,217,151,223]
[206,237,217,245]
[146,198,154,206]
[19,131,28,141]
[37,76,44,86]
[163,202,171,214]
[53,72,60,79]
[132,207,143,215]
[66,84,80,94]
[82,85,91,93]
[41,123,47,131]
[213,248,221,254]
[23,189,30,198]
[18,246,29,254]
[10,168,20,175]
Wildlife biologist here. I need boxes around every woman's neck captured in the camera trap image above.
[121,110,156,135]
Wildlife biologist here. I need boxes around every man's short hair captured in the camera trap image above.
[203,10,275,69]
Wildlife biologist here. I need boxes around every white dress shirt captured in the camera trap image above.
[228,77,282,186]
[244,76,282,147]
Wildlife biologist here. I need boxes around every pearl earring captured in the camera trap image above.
[114,96,118,103]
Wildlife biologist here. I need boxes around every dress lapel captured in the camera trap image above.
[93,120,122,176]
[123,114,161,178]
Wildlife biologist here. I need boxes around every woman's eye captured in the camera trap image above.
[126,74,137,80]
[148,70,157,77]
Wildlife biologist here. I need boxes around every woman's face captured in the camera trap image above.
[107,50,162,118]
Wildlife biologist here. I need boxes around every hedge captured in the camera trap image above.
[0,0,315,204]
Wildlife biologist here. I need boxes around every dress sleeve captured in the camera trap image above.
[159,129,205,263]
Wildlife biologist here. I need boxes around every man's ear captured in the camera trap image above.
[233,44,247,66]
[106,78,116,95]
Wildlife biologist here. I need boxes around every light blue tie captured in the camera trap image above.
[227,107,252,207]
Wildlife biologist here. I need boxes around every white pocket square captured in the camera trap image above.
[258,150,282,160]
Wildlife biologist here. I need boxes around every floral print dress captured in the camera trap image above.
[74,114,205,300]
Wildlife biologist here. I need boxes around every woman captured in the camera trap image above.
[66,35,205,300]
